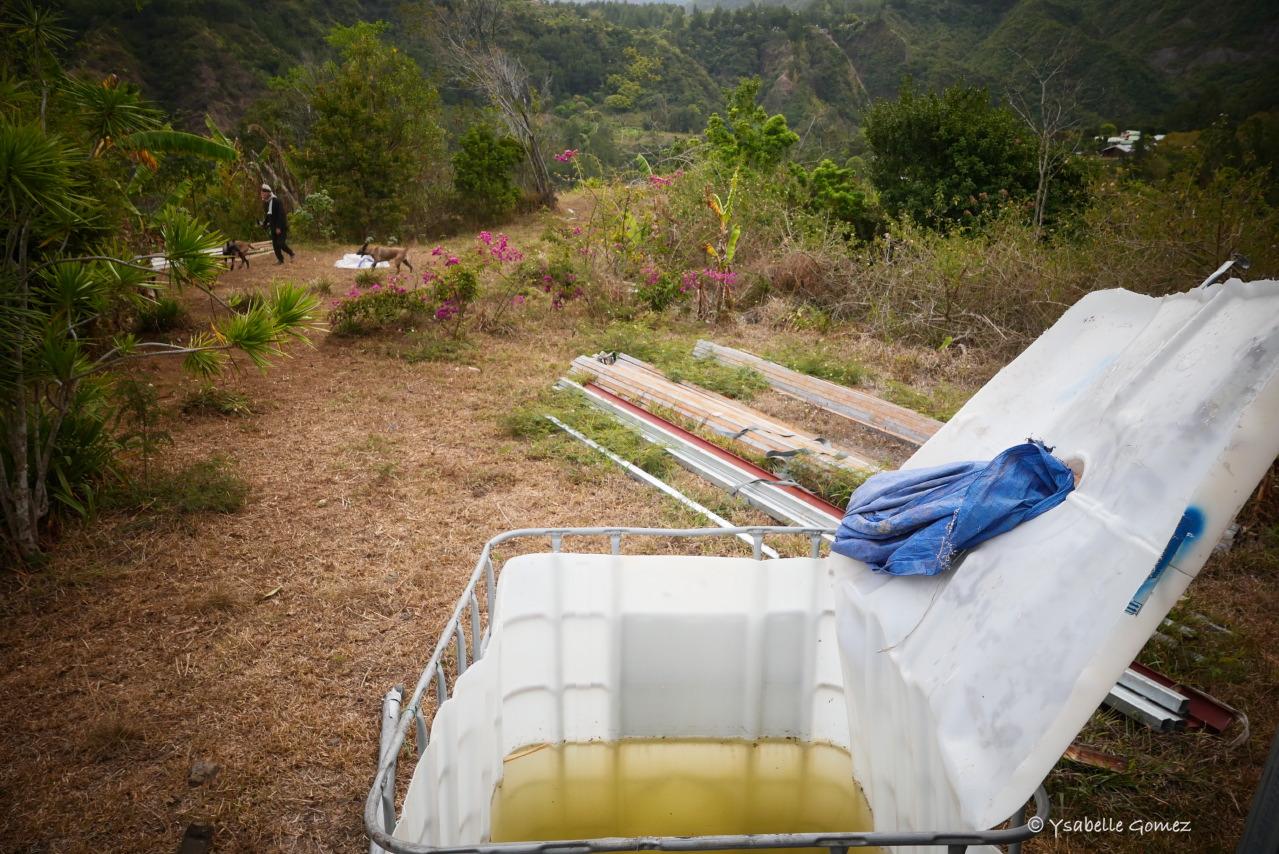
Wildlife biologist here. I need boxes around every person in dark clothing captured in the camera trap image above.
[259,183,295,264]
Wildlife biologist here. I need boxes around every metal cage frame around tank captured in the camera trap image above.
[364,526,1049,854]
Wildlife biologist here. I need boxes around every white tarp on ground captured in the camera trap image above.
[334,253,389,269]
[832,279,1279,835]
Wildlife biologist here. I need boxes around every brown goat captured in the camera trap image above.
[357,241,413,274]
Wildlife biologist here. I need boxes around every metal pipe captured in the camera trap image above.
[546,415,780,558]
[371,685,404,854]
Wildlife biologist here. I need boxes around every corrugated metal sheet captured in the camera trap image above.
[692,340,942,446]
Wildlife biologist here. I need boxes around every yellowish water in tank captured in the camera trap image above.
[489,739,877,854]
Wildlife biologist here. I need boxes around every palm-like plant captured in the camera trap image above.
[0,6,318,563]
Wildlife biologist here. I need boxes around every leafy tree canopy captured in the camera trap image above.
[296,21,447,241]
[704,77,800,170]
[863,82,1037,226]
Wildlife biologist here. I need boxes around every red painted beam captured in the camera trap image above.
[1129,661,1238,734]
[583,381,846,521]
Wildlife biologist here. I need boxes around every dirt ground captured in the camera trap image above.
[0,222,1275,853]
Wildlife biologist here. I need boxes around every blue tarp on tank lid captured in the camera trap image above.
[832,440,1075,576]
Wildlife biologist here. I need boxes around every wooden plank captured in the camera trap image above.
[692,340,943,446]
[570,352,879,474]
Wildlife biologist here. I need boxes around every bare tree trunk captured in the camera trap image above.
[1007,43,1081,238]
[440,0,557,208]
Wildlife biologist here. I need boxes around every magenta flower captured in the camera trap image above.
[477,231,493,245]
[571,225,583,236]
[431,246,444,256]
[554,149,579,162]
[347,286,362,298]
[649,175,673,187]
[445,255,460,267]
[512,294,526,305]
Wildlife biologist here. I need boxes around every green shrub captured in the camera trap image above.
[182,386,254,417]
[136,297,188,333]
[354,269,383,288]
[328,283,432,336]
[452,125,524,222]
[636,270,687,312]
[106,456,249,514]
[290,190,337,242]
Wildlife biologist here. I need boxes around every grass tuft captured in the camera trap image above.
[182,386,254,417]
[136,296,188,333]
[106,455,249,514]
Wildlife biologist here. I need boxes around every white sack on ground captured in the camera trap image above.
[334,253,388,269]
[833,279,1279,834]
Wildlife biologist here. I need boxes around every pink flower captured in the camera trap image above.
[477,231,493,245]
[571,225,583,236]
[643,265,660,286]
[649,175,673,187]
[347,286,362,298]
[512,294,526,305]
[445,256,460,267]
[554,149,579,162]
[431,246,444,256]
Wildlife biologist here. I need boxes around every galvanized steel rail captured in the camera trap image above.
[691,341,943,447]
[364,526,1048,854]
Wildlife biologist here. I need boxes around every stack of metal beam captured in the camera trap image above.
[570,352,879,473]
[557,379,844,534]
[1104,667,1192,731]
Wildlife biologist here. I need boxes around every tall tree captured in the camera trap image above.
[437,0,556,207]
[863,82,1037,227]
[0,5,319,562]
[296,22,447,240]
[1006,45,1082,236]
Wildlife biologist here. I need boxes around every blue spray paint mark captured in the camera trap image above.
[1126,507,1205,616]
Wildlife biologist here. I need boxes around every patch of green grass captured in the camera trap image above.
[503,390,674,480]
[884,380,970,422]
[403,334,474,364]
[779,456,872,508]
[106,455,249,514]
[182,386,254,417]
[665,361,768,401]
[136,296,188,333]
[309,277,334,296]
[354,269,383,288]
[764,342,871,388]
[582,322,768,401]
[227,290,268,312]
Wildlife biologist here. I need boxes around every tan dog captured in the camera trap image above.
[356,241,413,274]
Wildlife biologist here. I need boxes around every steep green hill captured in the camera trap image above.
[46,0,1279,138]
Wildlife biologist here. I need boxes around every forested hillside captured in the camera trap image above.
[49,0,1279,143]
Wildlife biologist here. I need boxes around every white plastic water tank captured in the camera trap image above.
[392,553,848,846]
